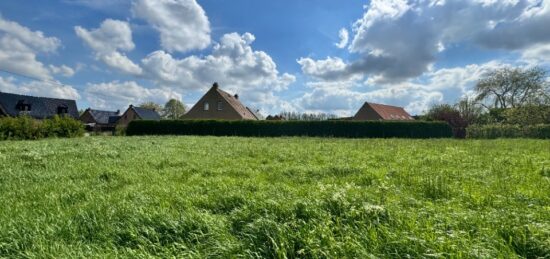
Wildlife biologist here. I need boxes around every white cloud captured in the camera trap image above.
[141,32,295,112]
[84,81,182,110]
[0,76,80,100]
[300,0,550,83]
[522,43,550,63]
[0,16,61,80]
[335,28,349,49]
[132,0,211,53]
[75,19,142,75]
[49,64,75,77]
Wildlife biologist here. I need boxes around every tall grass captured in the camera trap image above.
[0,137,548,257]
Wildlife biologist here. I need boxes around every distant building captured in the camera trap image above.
[183,83,259,120]
[117,105,161,127]
[0,91,79,119]
[353,102,414,121]
[80,108,121,131]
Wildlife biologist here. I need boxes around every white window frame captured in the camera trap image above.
[217,101,223,111]
[204,102,210,111]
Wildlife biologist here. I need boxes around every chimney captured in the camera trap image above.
[234,94,239,99]
[213,82,219,89]
[129,104,133,108]
[116,110,120,114]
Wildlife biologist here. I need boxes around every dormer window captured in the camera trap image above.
[57,105,68,115]
[16,100,31,112]
[204,102,209,111]
[217,101,223,111]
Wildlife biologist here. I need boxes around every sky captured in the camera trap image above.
[0,0,549,116]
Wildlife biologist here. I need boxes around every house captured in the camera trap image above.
[353,102,414,121]
[183,82,259,120]
[117,105,161,127]
[80,108,121,131]
[0,91,79,119]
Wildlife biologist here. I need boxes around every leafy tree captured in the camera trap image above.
[503,105,550,126]
[163,99,186,120]
[278,111,338,121]
[475,66,549,109]
[426,104,468,138]
[139,102,163,113]
[456,97,483,125]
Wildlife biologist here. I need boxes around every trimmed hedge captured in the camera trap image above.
[467,124,550,139]
[126,120,453,138]
[0,116,84,140]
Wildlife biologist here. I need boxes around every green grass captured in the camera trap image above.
[0,136,549,258]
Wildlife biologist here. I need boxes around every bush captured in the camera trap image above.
[467,124,550,139]
[0,116,84,140]
[126,120,452,139]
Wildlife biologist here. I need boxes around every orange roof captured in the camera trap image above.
[364,102,414,120]
[215,87,258,120]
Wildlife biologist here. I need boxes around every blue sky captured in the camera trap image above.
[0,0,549,115]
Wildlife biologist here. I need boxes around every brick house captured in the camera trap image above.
[353,102,414,121]
[80,108,121,131]
[183,83,259,120]
[0,91,79,119]
[117,105,161,127]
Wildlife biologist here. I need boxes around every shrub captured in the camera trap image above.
[0,116,84,140]
[467,124,550,139]
[126,120,452,139]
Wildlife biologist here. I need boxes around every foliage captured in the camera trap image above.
[139,102,164,113]
[467,124,550,139]
[0,115,84,140]
[126,120,453,138]
[475,66,550,109]
[278,111,338,121]
[502,105,550,126]
[0,136,548,257]
[425,104,468,138]
[163,99,186,120]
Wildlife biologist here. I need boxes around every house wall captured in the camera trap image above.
[117,108,139,127]
[353,104,383,121]
[183,89,244,120]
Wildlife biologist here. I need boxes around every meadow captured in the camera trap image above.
[0,136,549,258]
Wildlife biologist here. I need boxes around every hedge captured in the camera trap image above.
[0,116,84,140]
[467,124,550,139]
[126,120,453,138]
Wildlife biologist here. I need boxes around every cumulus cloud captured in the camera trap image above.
[132,0,211,53]
[0,76,80,100]
[75,19,142,75]
[335,28,349,49]
[49,64,75,77]
[0,15,61,80]
[141,32,296,111]
[84,81,182,110]
[299,0,550,84]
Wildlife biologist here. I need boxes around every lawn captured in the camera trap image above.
[0,136,549,258]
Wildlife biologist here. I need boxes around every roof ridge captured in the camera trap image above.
[0,91,76,102]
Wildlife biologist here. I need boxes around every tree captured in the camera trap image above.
[139,102,163,113]
[426,104,468,138]
[456,97,483,125]
[475,66,549,109]
[163,99,186,120]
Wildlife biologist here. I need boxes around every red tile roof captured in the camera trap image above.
[366,102,414,120]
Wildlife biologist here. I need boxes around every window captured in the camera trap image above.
[16,100,31,112]
[204,102,210,111]
[217,101,223,111]
[57,106,68,115]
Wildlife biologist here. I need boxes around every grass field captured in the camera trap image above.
[0,136,549,258]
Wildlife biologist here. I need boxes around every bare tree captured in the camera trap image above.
[475,67,549,109]
[139,102,163,113]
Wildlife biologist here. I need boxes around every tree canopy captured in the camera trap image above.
[163,99,186,120]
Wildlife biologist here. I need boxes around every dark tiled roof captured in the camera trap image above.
[0,91,79,119]
[108,115,121,124]
[86,109,119,124]
[366,102,414,120]
[132,106,161,120]
[216,88,258,120]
